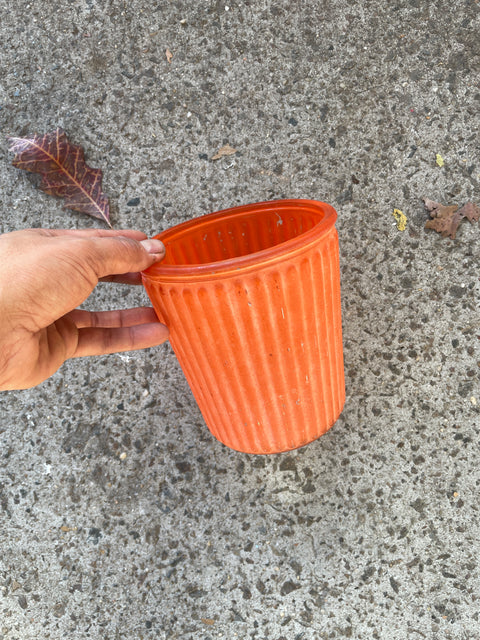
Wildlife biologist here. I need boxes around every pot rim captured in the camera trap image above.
[142,199,337,282]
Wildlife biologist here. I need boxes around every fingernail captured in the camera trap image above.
[141,239,165,255]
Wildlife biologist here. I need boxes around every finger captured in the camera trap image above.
[25,228,149,241]
[67,306,159,329]
[78,236,166,279]
[99,272,143,285]
[72,322,169,357]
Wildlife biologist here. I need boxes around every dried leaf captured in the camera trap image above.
[424,198,480,239]
[457,201,480,224]
[201,619,215,626]
[8,128,111,226]
[392,208,407,231]
[11,580,22,592]
[166,48,173,63]
[423,198,458,219]
[424,198,459,238]
[211,144,237,160]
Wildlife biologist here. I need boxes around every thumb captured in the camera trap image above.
[81,236,166,279]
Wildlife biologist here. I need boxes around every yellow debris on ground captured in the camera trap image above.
[392,208,407,231]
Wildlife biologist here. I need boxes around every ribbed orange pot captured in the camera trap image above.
[142,200,345,454]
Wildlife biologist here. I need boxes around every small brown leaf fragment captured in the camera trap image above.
[211,144,237,160]
[166,48,173,63]
[423,198,459,220]
[424,198,459,239]
[7,128,111,226]
[201,618,215,626]
[425,216,459,239]
[424,197,480,239]
[457,201,480,224]
[11,580,22,592]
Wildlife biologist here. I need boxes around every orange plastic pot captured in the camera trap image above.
[142,199,345,454]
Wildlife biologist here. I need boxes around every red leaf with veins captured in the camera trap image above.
[8,128,111,226]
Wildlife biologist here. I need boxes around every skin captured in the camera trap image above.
[0,228,169,391]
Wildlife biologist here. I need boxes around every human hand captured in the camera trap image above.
[0,228,169,390]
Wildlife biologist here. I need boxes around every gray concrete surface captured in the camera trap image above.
[1,0,479,638]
